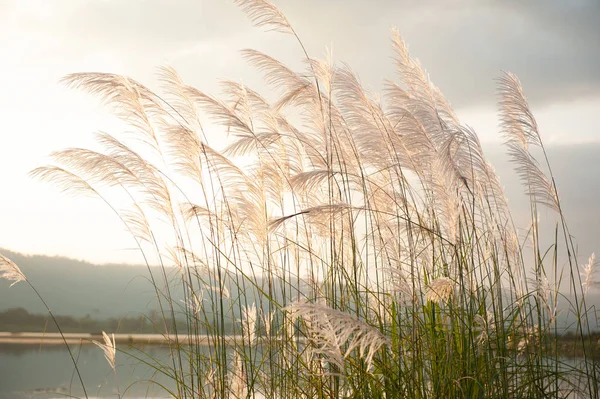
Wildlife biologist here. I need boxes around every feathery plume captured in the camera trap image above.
[516,325,540,356]
[380,267,415,305]
[0,254,26,287]
[498,72,560,211]
[287,301,389,371]
[93,331,116,371]
[581,253,597,295]
[182,291,204,316]
[234,0,293,34]
[473,311,495,347]
[241,303,258,344]
[209,284,231,300]
[61,72,164,152]
[498,73,542,147]
[30,166,100,197]
[230,350,247,398]
[119,204,153,244]
[425,277,455,304]
[262,309,274,337]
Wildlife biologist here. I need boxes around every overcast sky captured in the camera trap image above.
[1,0,599,264]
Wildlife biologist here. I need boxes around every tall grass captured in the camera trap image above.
[3,1,599,397]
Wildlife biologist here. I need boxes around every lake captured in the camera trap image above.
[1,342,594,398]
[0,343,176,399]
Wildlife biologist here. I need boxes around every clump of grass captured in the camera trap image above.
[10,0,599,397]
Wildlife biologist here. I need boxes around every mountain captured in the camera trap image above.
[0,249,172,318]
[0,249,284,323]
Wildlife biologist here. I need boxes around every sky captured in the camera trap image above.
[0,0,599,265]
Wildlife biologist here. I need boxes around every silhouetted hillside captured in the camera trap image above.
[0,249,175,318]
[0,249,294,324]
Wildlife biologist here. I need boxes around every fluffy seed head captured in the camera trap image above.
[425,277,455,304]
[182,291,204,316]
[93,331,116,371]
[242,303,258,344]
[0,254,26,287]
[230,350,247,398]
[581,253,596,295]
[286,301,389,371]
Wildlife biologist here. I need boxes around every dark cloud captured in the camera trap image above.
[217,0,597,108]
[273,0,600,107]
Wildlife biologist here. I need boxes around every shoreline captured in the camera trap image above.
[0,332,304,346]
[0,332,243,345]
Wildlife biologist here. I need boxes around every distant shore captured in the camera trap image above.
[0,332,247,345]
[0,332,302,346]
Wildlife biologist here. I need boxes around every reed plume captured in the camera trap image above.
[93,331,117,371]
[0,253,26,286]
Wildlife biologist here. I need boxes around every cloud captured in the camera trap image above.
[2,0,599,107]
[270,0,600,108]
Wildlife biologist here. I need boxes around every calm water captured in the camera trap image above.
[0,344,176,399]
[1,343,595,398]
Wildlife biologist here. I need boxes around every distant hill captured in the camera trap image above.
[1,246,600,333]
[0,249,285,324]
[0,249,176,318]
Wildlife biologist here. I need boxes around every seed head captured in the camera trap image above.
[93,331,116,371]
[581,253,596,295]
[425,277,454,304]
[0,254,26,287]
